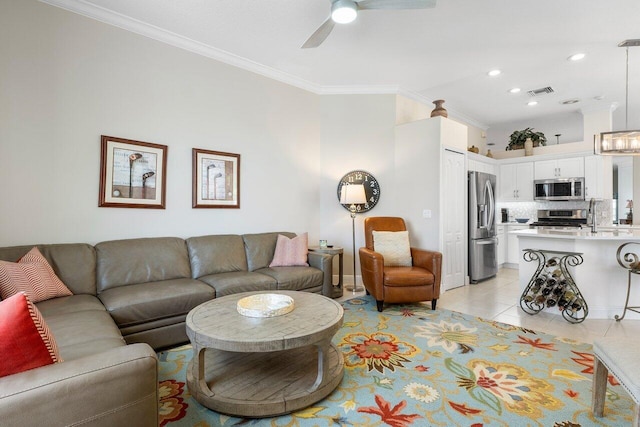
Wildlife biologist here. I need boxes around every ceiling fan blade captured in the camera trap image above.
[356,0,436,10]
[301,17,336,49]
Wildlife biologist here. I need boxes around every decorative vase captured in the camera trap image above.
[524,138,533,156]
[430,99,448,118]
[486,150,493,158]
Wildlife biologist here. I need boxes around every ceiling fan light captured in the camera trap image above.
[331,0,358,24]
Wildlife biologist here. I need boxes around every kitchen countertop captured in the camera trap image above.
[512,227,640,240]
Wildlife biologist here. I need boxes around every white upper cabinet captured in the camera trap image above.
[499,162,534,201]
[534,158,584,179]
[584,155,613,199]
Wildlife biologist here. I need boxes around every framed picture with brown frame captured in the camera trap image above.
[192,148,240,208]
[99,135,167,209]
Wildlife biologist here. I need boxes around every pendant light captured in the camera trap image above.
[595,39,640,155]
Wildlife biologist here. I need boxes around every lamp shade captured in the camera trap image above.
[340,184,366,205]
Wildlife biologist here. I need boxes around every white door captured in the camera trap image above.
[442,149,466,290]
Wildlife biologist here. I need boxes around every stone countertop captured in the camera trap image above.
[511,227,640,240]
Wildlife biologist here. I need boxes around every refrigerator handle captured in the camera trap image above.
[485,179,495,230]
[476,237,498,244]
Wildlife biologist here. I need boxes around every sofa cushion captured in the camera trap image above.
[257,266,323,292]
[95,237,192,292]
[186,234,248,278]
[98,278,215,329]
[243,232,295,272]
[270,233,309,267]
[36,294,107,317]
[0,244,97,296]
[44,308,125,361]
[0,293,61,378]
[0,247,73,303]
[197,271,277,297]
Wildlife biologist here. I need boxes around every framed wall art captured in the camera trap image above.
[192,148,240,208]
[99,135,167,209]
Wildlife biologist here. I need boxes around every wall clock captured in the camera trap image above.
[337,170,380,213]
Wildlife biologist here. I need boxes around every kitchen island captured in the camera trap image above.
[512,227,640,320]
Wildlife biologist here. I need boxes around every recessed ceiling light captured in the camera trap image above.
[561,99,580,105]
[509,88,521,94]
[527,101,538,106]
[568,53,585,61]
[488,69,501,77]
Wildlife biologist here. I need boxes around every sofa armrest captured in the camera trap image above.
[307,251,334,296]
[0,343,158,427]
[411,247,443,296]
[359,247,385,296]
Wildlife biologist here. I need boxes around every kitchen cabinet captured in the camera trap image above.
[534,158,584,179]
[496,225,506,266]
[584,155,613,199]
[498,162,534,201]
[506,224,530,265]
[467,156,496,175]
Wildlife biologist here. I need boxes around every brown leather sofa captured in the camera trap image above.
[359,217,442,312]
[0,232,332,426]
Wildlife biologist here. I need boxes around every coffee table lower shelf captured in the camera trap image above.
[186,343,344,418]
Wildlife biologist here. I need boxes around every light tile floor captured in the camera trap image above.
[342,268,640,344]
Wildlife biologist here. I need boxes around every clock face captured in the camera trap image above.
[337,170,380,213]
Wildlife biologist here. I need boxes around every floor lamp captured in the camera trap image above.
[340,184,366,293]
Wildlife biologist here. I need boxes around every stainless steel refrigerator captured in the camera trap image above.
[468,171,498,283]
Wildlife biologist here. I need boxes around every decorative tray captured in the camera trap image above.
[237,293,295,318]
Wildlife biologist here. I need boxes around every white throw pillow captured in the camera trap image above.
[372,230,412,267]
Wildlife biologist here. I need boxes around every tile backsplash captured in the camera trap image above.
[496,200,613,225]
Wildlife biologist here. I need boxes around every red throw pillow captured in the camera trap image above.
[0,247,72,303]
[269,233,309,267]
[0,293,62,378]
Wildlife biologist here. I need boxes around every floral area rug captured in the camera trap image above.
[158,295,633,426]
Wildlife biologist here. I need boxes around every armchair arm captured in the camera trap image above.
[0,343,158,427]
[359,247,385,296]
[411,247,443,297]
[307,251,334,297]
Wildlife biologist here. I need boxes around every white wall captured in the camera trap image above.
[0,0,322,246]
[318,94,398,277]
[0,1,404,285]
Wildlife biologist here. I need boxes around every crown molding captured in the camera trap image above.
[39,0,488,130]
[38,0,323,93]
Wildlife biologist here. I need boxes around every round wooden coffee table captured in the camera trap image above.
[185,290,344,418]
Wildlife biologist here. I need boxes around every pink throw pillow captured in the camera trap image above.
[0,293,62,378]
[0,247,73,303]
[269,233,309,267]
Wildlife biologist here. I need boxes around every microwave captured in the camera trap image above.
[534,178,585,201]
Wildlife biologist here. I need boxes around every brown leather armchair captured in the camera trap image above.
[359,217,442,312]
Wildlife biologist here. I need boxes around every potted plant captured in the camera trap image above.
[506,127,547,150]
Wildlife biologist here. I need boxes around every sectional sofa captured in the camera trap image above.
[0,232,333,427]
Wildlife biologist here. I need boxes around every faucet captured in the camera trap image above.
[588,198,598,233]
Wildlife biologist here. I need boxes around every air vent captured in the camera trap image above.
[527,86,555,97]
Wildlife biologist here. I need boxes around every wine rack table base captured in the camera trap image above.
[519,248,588,324]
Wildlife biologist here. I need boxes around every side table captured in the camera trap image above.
[309,246,343,298]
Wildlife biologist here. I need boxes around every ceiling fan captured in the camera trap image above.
[302,0,437,49]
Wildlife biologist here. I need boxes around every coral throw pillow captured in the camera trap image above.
[0,247,72,303]
[0,293,62,378]
[269,233,309,267]
[373,230,413,267]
